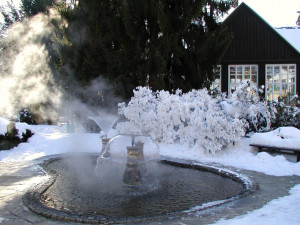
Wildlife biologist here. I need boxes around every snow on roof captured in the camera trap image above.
[275,27,300,53]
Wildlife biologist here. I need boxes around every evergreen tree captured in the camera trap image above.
[56,0,234,99]
[0,0,23,31]
[0,0,55,32]
[21,0,55,17]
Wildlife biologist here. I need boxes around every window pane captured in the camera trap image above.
[237,75,242,83]
[289,65,295,74]
[267,74,272,83]
[237,66,242,75]
[244,75,250,80]
[230,67,235,75]
[282,66,288,83]
[273,66,280,83]
[267,84,273,92]
[251,75,257,83]
[267,66,273,75]
[244,66,250,75]
[230,75,235,83]
[273,84,280,99]
[213,66,221,79]
[289,66,296,83]
[251,66,258,75]
[282,83,288,98]
[289,84,295,95]
[267,92,273,101]
[266,66,273,83]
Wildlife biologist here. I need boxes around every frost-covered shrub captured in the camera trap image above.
[0,121,34,150]
[220,81,273,133]
[271,97,300,129]
[18,109,35,125]
[118,87,245,154]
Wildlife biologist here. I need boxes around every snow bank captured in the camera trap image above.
[0,125,102,162]
[251,127,300,149]
[0,117,10,135]
[160,137,300,177]
[15,122,32,138]
[0,117,32,138]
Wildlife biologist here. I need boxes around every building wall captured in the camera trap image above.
[220,3,300,97]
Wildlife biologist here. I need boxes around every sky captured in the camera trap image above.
[232,0,300,27]
[0,0,299,27]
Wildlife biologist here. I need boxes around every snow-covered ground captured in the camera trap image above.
[1,120,300,224]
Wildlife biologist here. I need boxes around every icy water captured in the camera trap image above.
[41,155,243,217]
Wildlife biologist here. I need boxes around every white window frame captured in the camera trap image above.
[228,65,258,93]
[265,64,297,101]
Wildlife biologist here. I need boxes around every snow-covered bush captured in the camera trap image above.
[0,117,34,150]
[220,81,273,132]
[18,109,35,124]
[271,97,300,129]
[118,87,245,154]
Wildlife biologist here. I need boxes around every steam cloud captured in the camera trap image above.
[0,9,120,123]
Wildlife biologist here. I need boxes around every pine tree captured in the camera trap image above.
[0,0,23,31]
[0,0,55,32]
[56,0,234,99]
[21,0,55,17]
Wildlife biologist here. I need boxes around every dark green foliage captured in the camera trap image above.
[18,109,35,125]
[21,0,55,17]
[55,0,234,99]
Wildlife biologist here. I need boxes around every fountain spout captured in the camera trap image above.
[123,141,145,191]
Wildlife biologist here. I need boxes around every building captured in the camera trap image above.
[217,3,300,101]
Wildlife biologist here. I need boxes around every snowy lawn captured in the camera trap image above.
[0,122,300,224]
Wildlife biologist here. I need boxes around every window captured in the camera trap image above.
[211,65,221,90]
[228,65,258,93]
[266,64,296,101]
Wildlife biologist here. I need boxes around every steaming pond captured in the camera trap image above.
[40,155,244,218]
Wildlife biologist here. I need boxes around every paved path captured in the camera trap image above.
[0,157,299,225]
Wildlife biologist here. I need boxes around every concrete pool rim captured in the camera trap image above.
[22,154,258,224]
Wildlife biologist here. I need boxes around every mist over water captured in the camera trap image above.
[0,9,60,120]
[0,9,120,123]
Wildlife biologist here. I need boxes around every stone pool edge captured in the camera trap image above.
[22,154,258,224]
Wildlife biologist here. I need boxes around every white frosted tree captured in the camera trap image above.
[118,86,245,154]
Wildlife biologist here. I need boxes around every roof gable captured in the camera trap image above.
[222,3,300,62]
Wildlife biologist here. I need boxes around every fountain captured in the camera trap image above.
[23,133,257,224]
[96,135,160,196]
